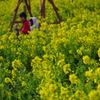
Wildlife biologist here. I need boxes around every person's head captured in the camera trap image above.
[29,17,37,26]
[19,12,27,21]
[29,19,33,26]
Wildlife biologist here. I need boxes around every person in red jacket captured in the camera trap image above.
[15,12,30,35]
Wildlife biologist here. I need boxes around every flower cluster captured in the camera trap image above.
[0,0,100,100]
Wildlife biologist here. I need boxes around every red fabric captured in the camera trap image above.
[22,20,30,35]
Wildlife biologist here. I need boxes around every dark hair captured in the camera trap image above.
[19,12,27,19]
[29,19,33,26]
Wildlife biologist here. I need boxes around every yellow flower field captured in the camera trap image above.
[0,0,100,100]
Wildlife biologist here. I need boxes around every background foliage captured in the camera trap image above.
[0,0,100,100]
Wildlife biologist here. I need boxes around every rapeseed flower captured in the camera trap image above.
[83,55,91,65]
[4,77,12,83]
[69,74,80,84]
[12,59,23,68]
[49,84,57,92]
[63,64,71,74]
[88,90,100,100]
[21,81,26,87]
[98,48,100,58]
[0,56,4,60]
[0,83,4,88]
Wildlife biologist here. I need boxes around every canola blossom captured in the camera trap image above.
[0,0,100,100]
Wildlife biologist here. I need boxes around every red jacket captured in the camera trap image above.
[22,20,30,35]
